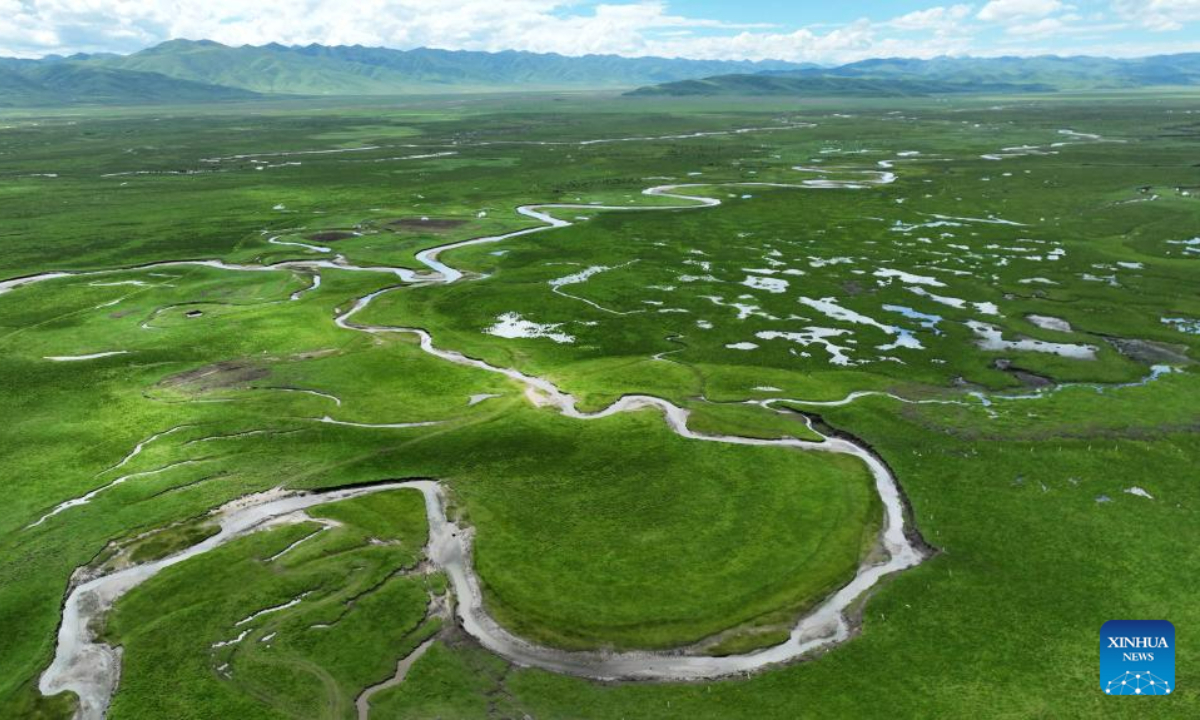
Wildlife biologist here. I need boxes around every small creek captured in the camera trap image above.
[28,160,928,716]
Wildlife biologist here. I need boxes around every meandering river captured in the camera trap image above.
[26,162,932,717]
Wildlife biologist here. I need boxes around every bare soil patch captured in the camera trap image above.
[1105,336,1191,365]
[158,360,269,392]
[308,231,357,242]
[386,217,467,232]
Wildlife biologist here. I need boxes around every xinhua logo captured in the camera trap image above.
[1100,620,1175,696]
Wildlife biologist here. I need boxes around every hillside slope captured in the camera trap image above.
[626,74,1051,97]
[0,62,258,106]
[87,40,809,94]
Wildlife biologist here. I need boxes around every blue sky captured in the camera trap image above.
[2,1,1199,61]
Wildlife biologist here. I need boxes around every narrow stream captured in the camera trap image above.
[335,307,925,682]
[40,482,421,720]
[31,164,931,716]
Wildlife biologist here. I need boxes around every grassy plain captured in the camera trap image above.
[0,90,1197,718]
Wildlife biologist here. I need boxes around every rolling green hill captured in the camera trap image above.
[0,67,58,105]
[89,40,415,95]
[0,62,258,106]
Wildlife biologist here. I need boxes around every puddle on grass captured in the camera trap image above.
[966,321,1096,359]
[1162,317,1200,335]
[883,305,943,334]
[756,328,856,366]
[908,287,1000,316]
[741,275,789,294]
[485,313,575,343]
[799,297,922,351]
[873,268,945,287]
[1027,315,1073,332]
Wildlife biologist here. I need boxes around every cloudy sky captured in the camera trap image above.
[2,0,1199,62]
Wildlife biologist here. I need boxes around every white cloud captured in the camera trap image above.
[0,1,1194,62]
[1005,15,1074,34]
[633,17,978,63]
[0,1,981,63]
[1003,13,1128,36]
[978,0,1066,22]
[888,4,974,32]
[1113,0,1200,31]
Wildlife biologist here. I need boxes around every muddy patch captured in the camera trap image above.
[158,361,269,392]
[1105,336,1191,365]
[386,218,467,232]
[308,231,357,243]
[993,359,1055,388]
[291,348,340,361]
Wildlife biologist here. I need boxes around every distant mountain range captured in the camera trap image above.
[0,39,805,105]
[625,75,1052,98]
[0,61,258,106]
[2,40,1200,106]
[629,54,1200,97]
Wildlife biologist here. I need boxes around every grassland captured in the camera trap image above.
[0,90,1197,718]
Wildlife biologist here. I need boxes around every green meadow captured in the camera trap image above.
[0,91,1197,718]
